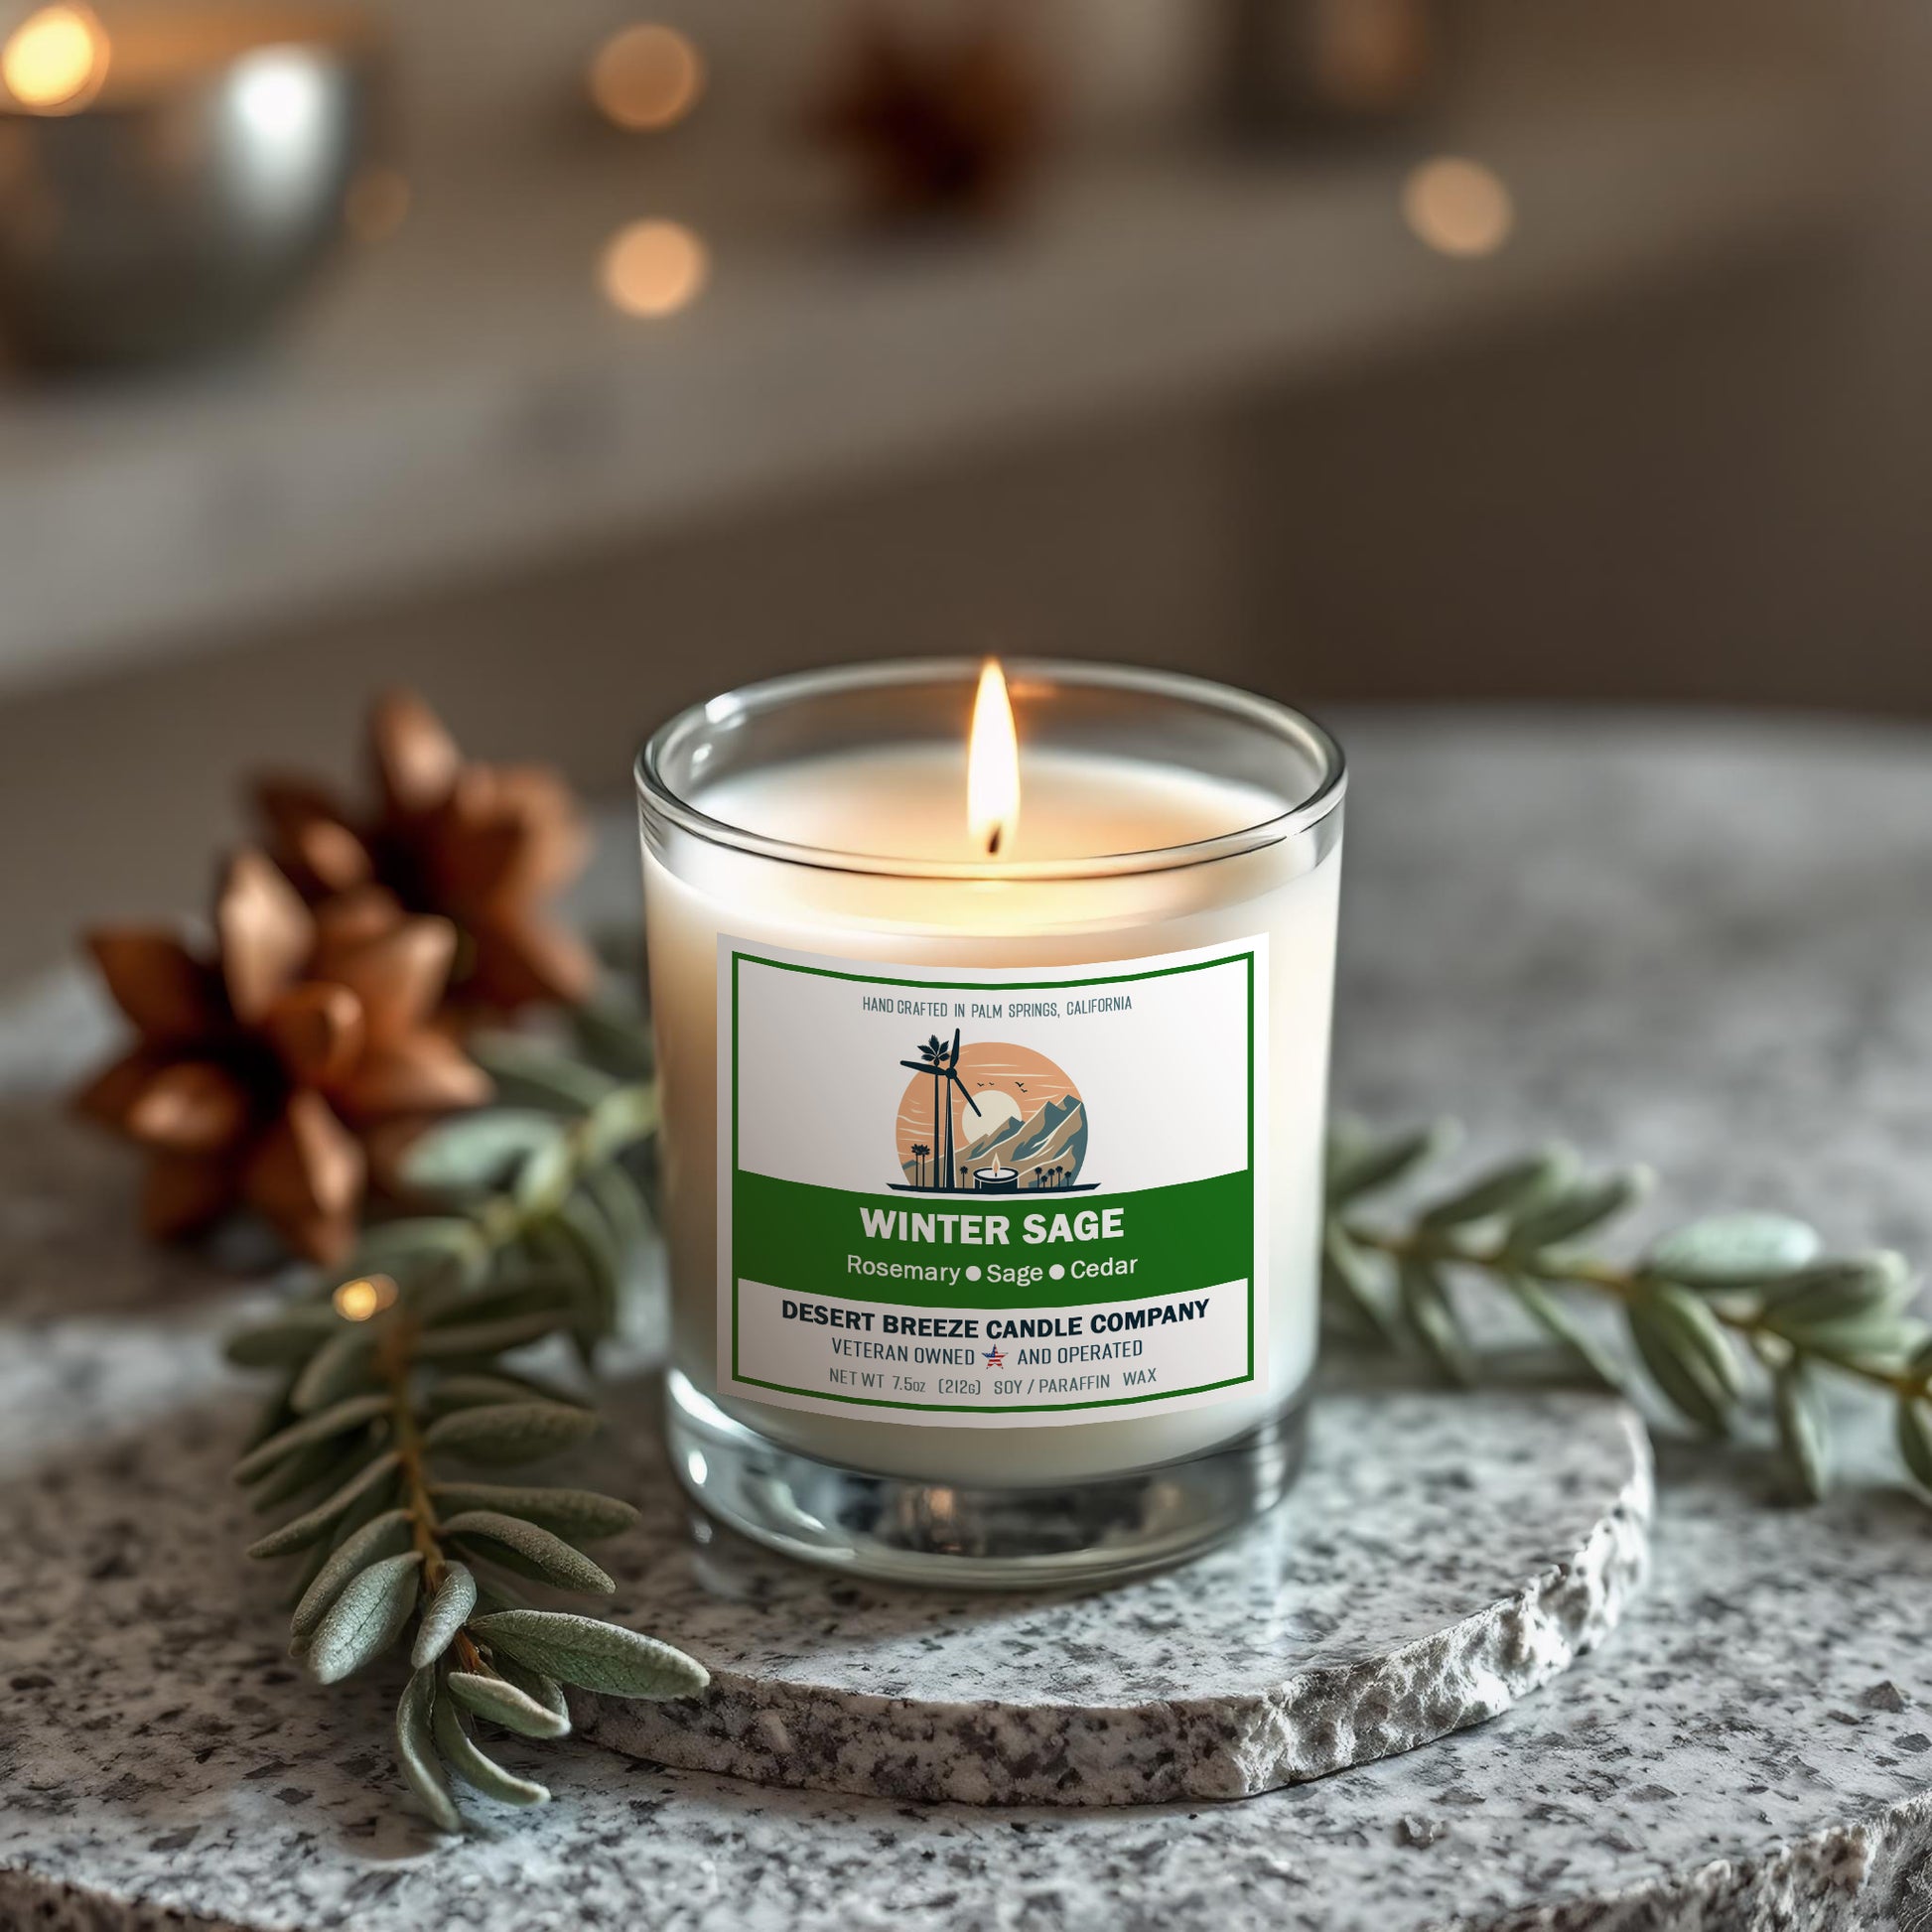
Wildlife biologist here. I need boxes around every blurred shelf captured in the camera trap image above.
[0,69,1856,692]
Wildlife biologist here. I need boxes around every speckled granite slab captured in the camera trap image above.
[9,713,1932,1932]
[578,1377,1649,1805]
[0,1108,1652,1811]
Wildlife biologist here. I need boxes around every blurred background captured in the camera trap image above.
[0,0,1928,983]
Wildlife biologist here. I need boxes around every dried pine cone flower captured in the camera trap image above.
[253,690,595,1022]
[75,851,491,1264]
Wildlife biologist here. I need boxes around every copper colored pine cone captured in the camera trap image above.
[75,850,491,1264]
[253,690,596,1023]
[812,9,1049,223]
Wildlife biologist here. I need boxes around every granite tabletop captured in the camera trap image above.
[6,709,1932,1932]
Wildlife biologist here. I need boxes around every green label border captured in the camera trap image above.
[727,946,1258,1416]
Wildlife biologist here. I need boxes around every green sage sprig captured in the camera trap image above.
[227,1032,705,1834]
[1324,1120,1932,1503]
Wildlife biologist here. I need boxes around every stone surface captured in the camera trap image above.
[575,1377,1650,1805]
[6,712,1932,1930]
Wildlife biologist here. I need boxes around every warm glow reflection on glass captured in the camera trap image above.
[345,165,411,243]
[600,218,708,318]
[333,1274,398,1321]
[1,4,108,113]
[590,22,704,132]
[1402,157,1515,258]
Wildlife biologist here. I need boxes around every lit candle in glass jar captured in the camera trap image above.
[636,659,1344,1586]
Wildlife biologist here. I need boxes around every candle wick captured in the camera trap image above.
[986,825,1003,857]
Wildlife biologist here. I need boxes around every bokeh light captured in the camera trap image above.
[589,23,704,133]
[1402,157,1515,259]
[333,1274,398,1321]
[599,218,708,319]
[1,4,109,113]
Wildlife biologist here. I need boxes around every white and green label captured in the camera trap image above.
[717,935,1268,1428]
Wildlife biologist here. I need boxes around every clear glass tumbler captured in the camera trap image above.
[636,658,1344,1586]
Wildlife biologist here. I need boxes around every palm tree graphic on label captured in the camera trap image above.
[899,1031,982,1193]
[893,1034,1094,1193]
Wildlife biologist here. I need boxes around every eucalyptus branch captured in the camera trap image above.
[1323,1121,1932,1504]
[226,1033,705,1834]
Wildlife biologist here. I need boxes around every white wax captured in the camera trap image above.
[702,745,1287,864]
[643,744,1341,1485]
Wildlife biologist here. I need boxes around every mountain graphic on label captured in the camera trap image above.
[893,1033,1094,1194]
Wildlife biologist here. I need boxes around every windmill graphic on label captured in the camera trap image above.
[892,1032,1095,1193]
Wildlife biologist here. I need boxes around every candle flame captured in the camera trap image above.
[967,659,1020,857]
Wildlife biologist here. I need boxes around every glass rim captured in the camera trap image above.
[634,656,1347,884]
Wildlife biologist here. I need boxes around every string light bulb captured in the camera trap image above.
[1402,157,1515,259]
[1,3,108,113]
[333,1274,398,1321]
[599,218,708,318]
[589,23,704,133]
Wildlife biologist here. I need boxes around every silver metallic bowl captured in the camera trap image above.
[0,8,382,368]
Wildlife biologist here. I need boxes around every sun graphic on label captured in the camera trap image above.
[892,1034,1091,1194]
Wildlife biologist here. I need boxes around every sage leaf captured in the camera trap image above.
[1320,1223,1399,1346]
[445,1669,572,1738]
[1645,1284,1744,1400]
[584,1162,650,1264]
[471,1035,619,1113]
[441,1511,616,1593]
[586,1081,659,1159]
[403,1110,565,1197]
[1507,1169,1652,1255]
[428,1483,639,1542]
[425,1401,599,1465]
[432,1689,550,1807]
[554,1193,622,1336]
[1628,1302,1729,1434]
[425,1374,586,1416]
[1766,1312,1915,1362]
[1326,1121,1456,1205]
[233,1392,391,1484]
[247,1451,401,1558]
[290,1509,413,1640]
[514,1133,574,1214]
[421,1275,580,1330]
[224,1307,342,1369]
[350,1216,487,1285]
[1646,1212,1820,1289]
[1897,1399,1932,1493]
[414,1311,575,1362]
[1420,1150,1573,1229]
[239,1376,298,1453]
[395,1667,461,1834]
[329,1454,405,1545]
[470,1609,710,1700]
[1773,1360,1829,1502]
[1501,1274,1624,1390]
[1762,1255,1913,1335]
[290,1324,379,1415]
[247,1434,365,1512]
[496,1658,570,1724]
[308,1551,422,1684]
[412,1563,479,1670]
[570,1002,655,1081]
[1397,1258,1473,1385]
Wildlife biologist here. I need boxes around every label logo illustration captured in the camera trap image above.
[893,1029,1093,1195]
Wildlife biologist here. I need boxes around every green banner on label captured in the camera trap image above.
[733,1169,1253,1310]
